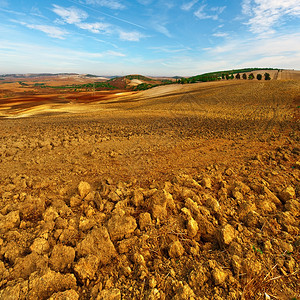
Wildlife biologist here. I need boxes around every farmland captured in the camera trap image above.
[0,72,299,299]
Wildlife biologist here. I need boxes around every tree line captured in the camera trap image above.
[177,72,271,84]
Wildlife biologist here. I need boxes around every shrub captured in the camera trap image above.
[257,74,262,80]
[248,73,254,80]
[264,73,271,80]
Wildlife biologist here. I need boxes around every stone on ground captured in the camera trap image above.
[169,240,185,258]
[78,181,91,199]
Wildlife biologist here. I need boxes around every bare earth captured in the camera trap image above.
[0,72,299,299]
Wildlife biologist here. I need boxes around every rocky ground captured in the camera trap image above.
[0,80,299,299]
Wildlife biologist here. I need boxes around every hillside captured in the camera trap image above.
[108,75,174,90]
[182,68,280,83]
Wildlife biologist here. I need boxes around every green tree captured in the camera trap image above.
[242,73,247,80]
[264,73,271,80]
[225,74,229,80]
[235,73,241,79]
[229,74,234,80]
[221,74,225,79]
[248,73,254,80]
[257,74,262,80]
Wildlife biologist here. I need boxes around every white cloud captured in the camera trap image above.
[194,5,208,19]
[26,24,68,39]
[52,5,88,24]
[52,5,114,35]
[152,23,172,38]
[10,19,68,39]
[208,33,300,69]
[85,0,125,10]
[211,6,226,14]
[161,1,175,9]
[242,0,252,15]
[242,0,300,34]
[0,7,26,15]
[106,50,125,57]
[149,46,188,53]
[30,7,47,19]
[181,0,198,11]
[136,0,153,5]
[212,32,228,37]
[83,51,125,58]
[194,5,226,20]
[52,4,144,30]
[77,22,111,34]
[119,30,145,41]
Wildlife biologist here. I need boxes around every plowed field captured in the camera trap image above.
[0,77,299,299]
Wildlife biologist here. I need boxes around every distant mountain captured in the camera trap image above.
[0,73,79,78]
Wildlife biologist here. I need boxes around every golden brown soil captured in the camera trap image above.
[0,76,299,299]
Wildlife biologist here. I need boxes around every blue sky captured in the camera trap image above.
[0,0,300,76]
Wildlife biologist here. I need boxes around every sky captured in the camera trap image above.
[0,0,300,76]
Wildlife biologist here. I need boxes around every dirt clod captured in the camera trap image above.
[169,240,185,258]
[78,181,91,199]
[49,244,75,272]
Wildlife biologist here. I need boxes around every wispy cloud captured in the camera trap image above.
[161,1,175,9]
[77,35,118,48]
[26,24,68,39]
[242,0,300,35]
[52,4,111,34]
[106,50,125,57]
[119,30,146,41]
[194,5,226,20]
[65,0,146,29]
[85,0,125,10]
[149,46,189,53]
[52,4,88,24]
[154,32,300,75]
[212,32,228,37]
[51,4,146,41]
[242,0,252,15]
[136,0,153,5]
[181,0,198,11]
[152,23,172,38]
[209,33,300,60]
[211,6,226,14]
[0,41,124,65]
[10,19,68,39]
[0,7,26,16]
[82,50,125,57]
[30,7,48,19]
[76,22,111,34]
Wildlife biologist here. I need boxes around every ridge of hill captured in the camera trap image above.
[185,68,280,83]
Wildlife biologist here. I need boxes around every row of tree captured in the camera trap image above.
[178,72,271,84]
[235,72,271,80]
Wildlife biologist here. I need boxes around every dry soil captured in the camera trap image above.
[0,77,299,300]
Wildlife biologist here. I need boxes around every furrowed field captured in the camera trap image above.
[0,76,299,299]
